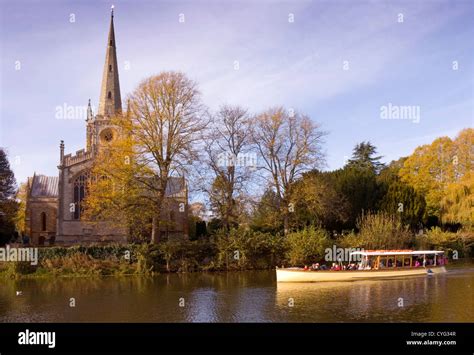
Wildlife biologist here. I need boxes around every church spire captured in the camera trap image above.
[86,99,93,121]
[98,6,122,117]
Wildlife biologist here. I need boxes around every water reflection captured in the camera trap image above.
[0,268,472,322]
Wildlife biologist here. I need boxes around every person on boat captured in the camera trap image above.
[311,263,320,270]
[415,260,420,267]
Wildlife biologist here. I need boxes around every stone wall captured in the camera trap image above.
[27,198,57,245]
[57,159,128,245]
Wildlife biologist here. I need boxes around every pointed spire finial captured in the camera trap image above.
[98,7,122,117]
[111,5,114,17]
[87,99,94,121]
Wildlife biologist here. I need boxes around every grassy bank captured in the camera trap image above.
[1,224,473,279]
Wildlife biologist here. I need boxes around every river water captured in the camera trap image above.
[1,264,473,322]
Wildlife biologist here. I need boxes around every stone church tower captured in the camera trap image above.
[56,8,127,244]
[25,9,189,246]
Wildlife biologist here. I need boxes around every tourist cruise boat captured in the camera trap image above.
[276,250,447,282]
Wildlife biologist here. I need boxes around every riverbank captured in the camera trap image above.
[1,225,472,279]
[1,241,472,280]
[0,241,273,279]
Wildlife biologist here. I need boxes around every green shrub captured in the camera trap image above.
[214,228,286,270]
[1,261,35,278]
[418,227,474,257]
[357,211,413,249]
[285,225,330,266]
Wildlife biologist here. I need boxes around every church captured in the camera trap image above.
[24,9,189,246]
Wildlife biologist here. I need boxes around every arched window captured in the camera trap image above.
[108,91,112,99]
[73,173,89,220]
[110,39,113,46]
[169,211,176,227]
[41,212,47,231]
[109,64,112,72]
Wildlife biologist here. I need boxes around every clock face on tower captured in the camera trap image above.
[100,128,114,143]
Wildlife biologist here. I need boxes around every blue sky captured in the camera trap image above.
[1,0,473,186]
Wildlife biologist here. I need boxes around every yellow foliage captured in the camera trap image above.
[399,128,473,225]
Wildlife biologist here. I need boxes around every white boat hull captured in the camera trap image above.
[276,266,447,282]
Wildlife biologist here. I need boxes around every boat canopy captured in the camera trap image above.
[349,250,444,257]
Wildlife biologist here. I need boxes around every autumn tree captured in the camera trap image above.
[84,72,207,243]
[440,172,473,228]
[14,182,28,236]
[251,107,326,234]
[399,129,472,224]
[203,105,253,231]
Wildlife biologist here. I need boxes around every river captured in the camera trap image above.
[1,264,473,322]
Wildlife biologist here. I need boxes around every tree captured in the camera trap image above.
[453,128,473,179]
[203,105,253,231]
[328,167,379,230]
[14,182,28,236]
[377,159,427,228]
[251,107,326,234]
[84,72,208,243]
[0,149,18,245]
[399,130,473,223]
[0,149,16,200]
[290,170,350,231]
[347,141,385,173]
[251,188,283,233]
[440,172,473,228]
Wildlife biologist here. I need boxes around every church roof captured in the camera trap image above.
[30,175,59,198]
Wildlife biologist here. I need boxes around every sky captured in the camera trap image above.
[0,0,473,187]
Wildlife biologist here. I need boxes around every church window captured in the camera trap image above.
[73,173,89,220]
[41,212,47,231]
[108,91,112,99]
[109,64,112,72]
[110,39,113,46]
